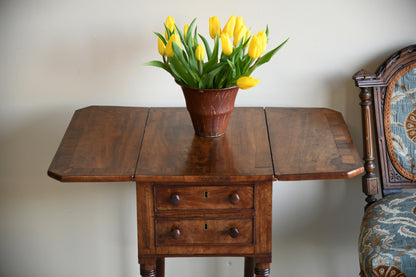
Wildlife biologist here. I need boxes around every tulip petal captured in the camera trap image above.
[237,76,260,90]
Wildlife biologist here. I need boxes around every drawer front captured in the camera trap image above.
[156,218,253,245]
[155,185,253,210]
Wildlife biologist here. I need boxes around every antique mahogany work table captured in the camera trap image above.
[48,106,364,277]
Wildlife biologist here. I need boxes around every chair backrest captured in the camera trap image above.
[353,45,416,207]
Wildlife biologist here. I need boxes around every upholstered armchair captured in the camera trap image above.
[353,45,416,277]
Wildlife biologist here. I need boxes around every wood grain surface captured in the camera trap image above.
[48,106,148,182]
[134,107,274,183]
[266,107,364,180]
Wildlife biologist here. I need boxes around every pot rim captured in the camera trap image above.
[175,80,238,92]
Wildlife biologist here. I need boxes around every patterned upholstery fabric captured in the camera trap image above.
[386,67,416,180]
[359,191,416,277]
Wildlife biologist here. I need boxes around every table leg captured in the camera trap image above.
[140,259,156,277]
[254,263,270,277]
[156,257,165,277]
[244,257,254,277]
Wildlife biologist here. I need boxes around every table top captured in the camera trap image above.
[48,106,364,183]
[266,107,364,181]
[47,106,148,182]
[135,107,273,183]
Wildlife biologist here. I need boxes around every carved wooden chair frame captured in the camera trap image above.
[353,45,416,207]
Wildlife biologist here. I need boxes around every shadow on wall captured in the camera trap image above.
[0,108,138,277]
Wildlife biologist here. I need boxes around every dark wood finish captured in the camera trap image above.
[353,45,416,201]
[358,86,379,206]
[253,181,273,266]
[47,106,364,277]
[48,106,148,182]
[136,182,156,259]
[136,108,273,274]
[266,107,364,181]
[155,185,254,210]
[244,257,255,277]
[140,259,157,277]
[156,258,164,277]
[254,263,271,277]
[155,218,253,245]
[134,108,274,183]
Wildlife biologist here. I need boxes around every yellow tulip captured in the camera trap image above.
[165,34,181,57]
[220,32,233,56]
[195,43,205,61]
[165,16,176,39]
[222,15,236,37]
[248,34,261,59]
[243,29,251,46]
[157,37,166,56]
[237,76,260,90]
[258,30,267,53]
[209,16,221,39]
[184,24,189,39]
[233,24,247,47]
[248,31,267,59]
[233,16,245,38]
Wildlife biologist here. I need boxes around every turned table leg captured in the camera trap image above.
[255,263,270,277]
[156,257,165,277]
[244,257,254,277]
[140,258,157,277]
[140,264,155,277]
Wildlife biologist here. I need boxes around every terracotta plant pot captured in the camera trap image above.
[179,84,239,137]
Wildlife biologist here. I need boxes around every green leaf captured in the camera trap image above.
[198,34,212,59]
[204,36,219,71]
[174,23,185,46]
[199,62,224,88]
[172,42,188,64]
[154,32,167,45]
[226,59,237,78]
[172,43,199,86]
[169,56,196,87]
[143,60,170,72]
[164,24,174,39]
[256,37,289,67]
[186,18,197,45]
[173,23,194,61]
[241,56,254,74]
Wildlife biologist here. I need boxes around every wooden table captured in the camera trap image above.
[48,106,363,277]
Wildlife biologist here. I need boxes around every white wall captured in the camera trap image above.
[1,1,415,276]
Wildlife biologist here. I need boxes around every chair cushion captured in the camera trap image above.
[359,191,416,277]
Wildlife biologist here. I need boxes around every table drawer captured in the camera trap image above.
[155,218,253,245]
[155,185,253,210]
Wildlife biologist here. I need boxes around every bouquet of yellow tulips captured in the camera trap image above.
[145,15,288,90]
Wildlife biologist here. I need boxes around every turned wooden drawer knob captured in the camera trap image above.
[229,193,240,205]
[171,228,181,240]
[229,227,239,238]
[169,194,180,205]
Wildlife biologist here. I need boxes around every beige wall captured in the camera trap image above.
[1,0,415,276]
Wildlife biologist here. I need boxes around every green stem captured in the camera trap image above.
[246,58,260,75]
[198,60,202,76]
[218,66,230,88]
[163,55,172,74]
